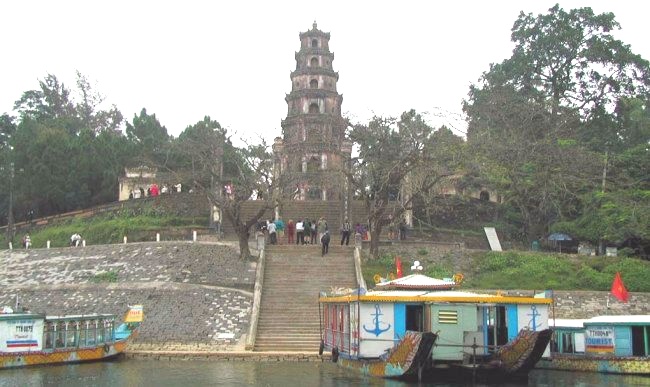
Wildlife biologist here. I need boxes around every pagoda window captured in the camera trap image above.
[310,57,318,67]
[307,156,320,173]
[311,39,318,48]
[310,79,318,89]
[309,103,319,114]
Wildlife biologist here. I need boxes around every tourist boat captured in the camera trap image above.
[318,274,552,382]
[0,305,143,369]
[537,315,650,374]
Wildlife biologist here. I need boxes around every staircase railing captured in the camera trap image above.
[353,246,367,290]
[245,245,266,350]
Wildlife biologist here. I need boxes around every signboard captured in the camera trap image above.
[0,318,43,352]
[484,227,503,251]
[585,326,615,354]
[124,305,144,323]
[359,303,394,357]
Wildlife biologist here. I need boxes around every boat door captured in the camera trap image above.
[484,305,508,352]
[393,303,424,339]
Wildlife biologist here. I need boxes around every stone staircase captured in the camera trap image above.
[253,244,357,352]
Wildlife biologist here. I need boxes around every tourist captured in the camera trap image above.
[340,218,351,246]
[133,188,141,199]
[355,223,366,240]
[70,233,82,247]
[275,217,285,244]
[22,234,31,249]
[129,190,134,199]
[267,220,277,245]
[139,187,145,198]
[399,220,407,240]
[310,220,317,244]
[161,184,168,194]
[321,230,330,256]
[388,215,396,240]
[317,217,328,245]
[303,218,312,244]
[296,219,305,245]
[287,219,295,244]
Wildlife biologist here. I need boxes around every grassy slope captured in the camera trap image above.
[362,249,650,292]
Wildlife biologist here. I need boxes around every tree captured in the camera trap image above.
[125,108,170,165]
[348,110,453,258]
[171,117,294,259]
[464,5,650,242]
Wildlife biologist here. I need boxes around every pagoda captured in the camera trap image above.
[273,22,352,203]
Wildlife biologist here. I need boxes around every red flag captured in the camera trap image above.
[395,257,403,278]
[611,272,629,303]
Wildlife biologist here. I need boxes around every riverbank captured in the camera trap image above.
[2,241,649,356]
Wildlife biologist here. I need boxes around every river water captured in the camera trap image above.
[1,359,648,387]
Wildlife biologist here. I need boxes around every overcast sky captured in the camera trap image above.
[2,1,648,143]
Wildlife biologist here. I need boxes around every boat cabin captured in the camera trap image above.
[320,274,552,362]
[0,312,116,353]
[551,315,650,357]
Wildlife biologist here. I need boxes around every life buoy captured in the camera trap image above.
[103,344,110,354]
[331,347,339,363]
[319,340,324,356]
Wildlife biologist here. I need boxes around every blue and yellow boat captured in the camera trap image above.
[319,274,552,382]
[0,305,143,368]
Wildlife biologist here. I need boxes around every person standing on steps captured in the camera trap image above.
[317,216,328,245]
[340,218,351,246]
[287,219,295,244]
[296,219,305,245]
[321,230,330,256]
[275,217,285,245]
[267,220,277,245]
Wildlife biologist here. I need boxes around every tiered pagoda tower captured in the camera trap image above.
[273,22,352,203]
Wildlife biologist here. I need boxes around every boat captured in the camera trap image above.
[537,315,650,374]
[318,274,552,382]
[0,304,143,369]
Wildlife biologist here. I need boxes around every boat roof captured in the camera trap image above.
[551,315,650,328]
[320,288,551,304]
[0,313,45,321]
[585,315,650,325]
[45,313,115,321]
[550,318,588,328]
[375,274,456,290]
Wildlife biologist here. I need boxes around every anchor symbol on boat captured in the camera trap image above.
[527,305,541,331]
[363,304,391,337]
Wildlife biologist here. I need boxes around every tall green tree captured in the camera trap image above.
[348,110,453,258]
[464,5,650,242]
[125,108,170,165]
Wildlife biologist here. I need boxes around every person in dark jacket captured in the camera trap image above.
[321,230,331,256]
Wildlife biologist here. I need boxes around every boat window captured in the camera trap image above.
[438,310,458,324]
[44,322,55,349]
[632,326,648,356]
[104,320,114,342]
[86,320,97,346]
[560,332,575,353]
[55,323,66,348]
[66,322,78,347]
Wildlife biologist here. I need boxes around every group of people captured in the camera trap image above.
[257,216,359,256]
[129,183,181,199]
